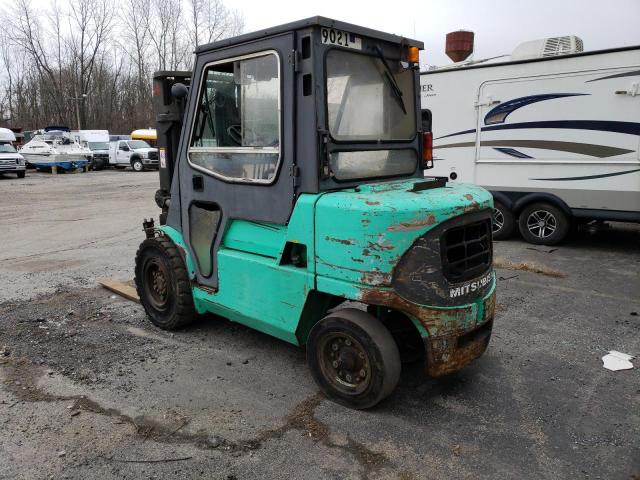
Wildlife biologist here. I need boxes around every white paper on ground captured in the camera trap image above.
[602,351,634,371]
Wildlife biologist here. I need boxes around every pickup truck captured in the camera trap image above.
[109,139,159,171]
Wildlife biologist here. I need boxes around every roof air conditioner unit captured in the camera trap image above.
[511,36,584,60]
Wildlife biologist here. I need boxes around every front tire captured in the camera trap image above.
[518,202,570,245]
[492,201,515,240]
[134,236,196,330]
[307,308,401,409]
[131,158,144,172]
[17,171,26,178]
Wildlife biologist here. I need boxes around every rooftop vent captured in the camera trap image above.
[511,36,584,60]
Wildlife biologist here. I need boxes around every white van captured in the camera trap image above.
[72,130,110,170]
[421,44,640,245]
[0,128,26,178]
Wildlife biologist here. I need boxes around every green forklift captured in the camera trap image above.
[137,17,496,409]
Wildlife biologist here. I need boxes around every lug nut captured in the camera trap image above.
[359,369,366,377]
[346,374,352,382]
[345,339,352,346]
[332,360,339,368]
[331,343,338,351]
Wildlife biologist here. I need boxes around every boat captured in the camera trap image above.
[20,126,91,171]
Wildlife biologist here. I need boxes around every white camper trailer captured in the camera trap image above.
[421,43,640,245]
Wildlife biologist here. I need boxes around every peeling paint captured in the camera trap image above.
[324,236,355,245]
[387,214,436,232]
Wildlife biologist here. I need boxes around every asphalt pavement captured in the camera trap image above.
[0,170,638,479]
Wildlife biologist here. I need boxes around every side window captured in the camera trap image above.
[189,51,281,183]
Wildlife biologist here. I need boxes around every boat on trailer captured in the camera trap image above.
[20,126,91,171]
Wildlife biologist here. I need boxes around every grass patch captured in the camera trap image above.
[494,257,566,278]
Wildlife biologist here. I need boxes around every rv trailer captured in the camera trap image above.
[421,43,640,245]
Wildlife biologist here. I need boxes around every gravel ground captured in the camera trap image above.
[0,170,639,479]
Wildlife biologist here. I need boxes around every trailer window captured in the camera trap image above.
[189,52,280,183]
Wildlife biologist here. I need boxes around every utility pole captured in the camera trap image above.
[70,89,88,130]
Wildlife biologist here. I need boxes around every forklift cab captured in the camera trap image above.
[144,18,496,409]
[155,17,425,290]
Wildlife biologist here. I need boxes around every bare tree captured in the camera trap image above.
[0,0,243,132]
[188,0,244,47]
[67,0,114,127]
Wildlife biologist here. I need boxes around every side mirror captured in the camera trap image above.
[171,82,189,99]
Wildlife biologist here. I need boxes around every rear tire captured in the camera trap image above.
[134,235,196,330]
[307,308,401,409]
[518,202,570,245]
[492,201,515,240]
[131,158,144,172]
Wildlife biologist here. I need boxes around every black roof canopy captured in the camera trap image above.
[195,16,424,54]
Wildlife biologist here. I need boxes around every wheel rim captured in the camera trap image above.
[143,258,170,311]
[134,161,142,171]
[526,209,557,239]
[493,208,504,233]
[317,332,372,395]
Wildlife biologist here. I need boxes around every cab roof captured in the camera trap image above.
[195,16,424,54]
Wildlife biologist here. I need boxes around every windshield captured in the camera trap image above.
[128,140,150,149]
[0,144,16,153]
[88,142,109,151]
[326,49,415,141]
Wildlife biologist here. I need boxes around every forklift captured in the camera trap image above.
[137,17,496,409]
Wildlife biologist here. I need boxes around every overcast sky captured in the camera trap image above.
[234,0,640,67]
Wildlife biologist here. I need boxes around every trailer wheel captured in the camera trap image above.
[518,202,570,245]
[134,236,196,330]
[307,308,401,409]
[131,158,144,172]
[492,201,515,240]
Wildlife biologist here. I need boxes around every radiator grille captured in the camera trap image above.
[441,219,492,282]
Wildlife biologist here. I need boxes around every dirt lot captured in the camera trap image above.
[1,170,639,480]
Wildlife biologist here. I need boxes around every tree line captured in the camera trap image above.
[0,0,243,134]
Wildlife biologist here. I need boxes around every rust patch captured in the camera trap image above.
[424,322,492,377]
[387,214,436,232]
[359,288,472,335]
[325,236,355,246]
[360,287,495,376]
[464,194,474,201]
[365,200,380,206]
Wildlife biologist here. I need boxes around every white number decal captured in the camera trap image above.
[321,28,362,50]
